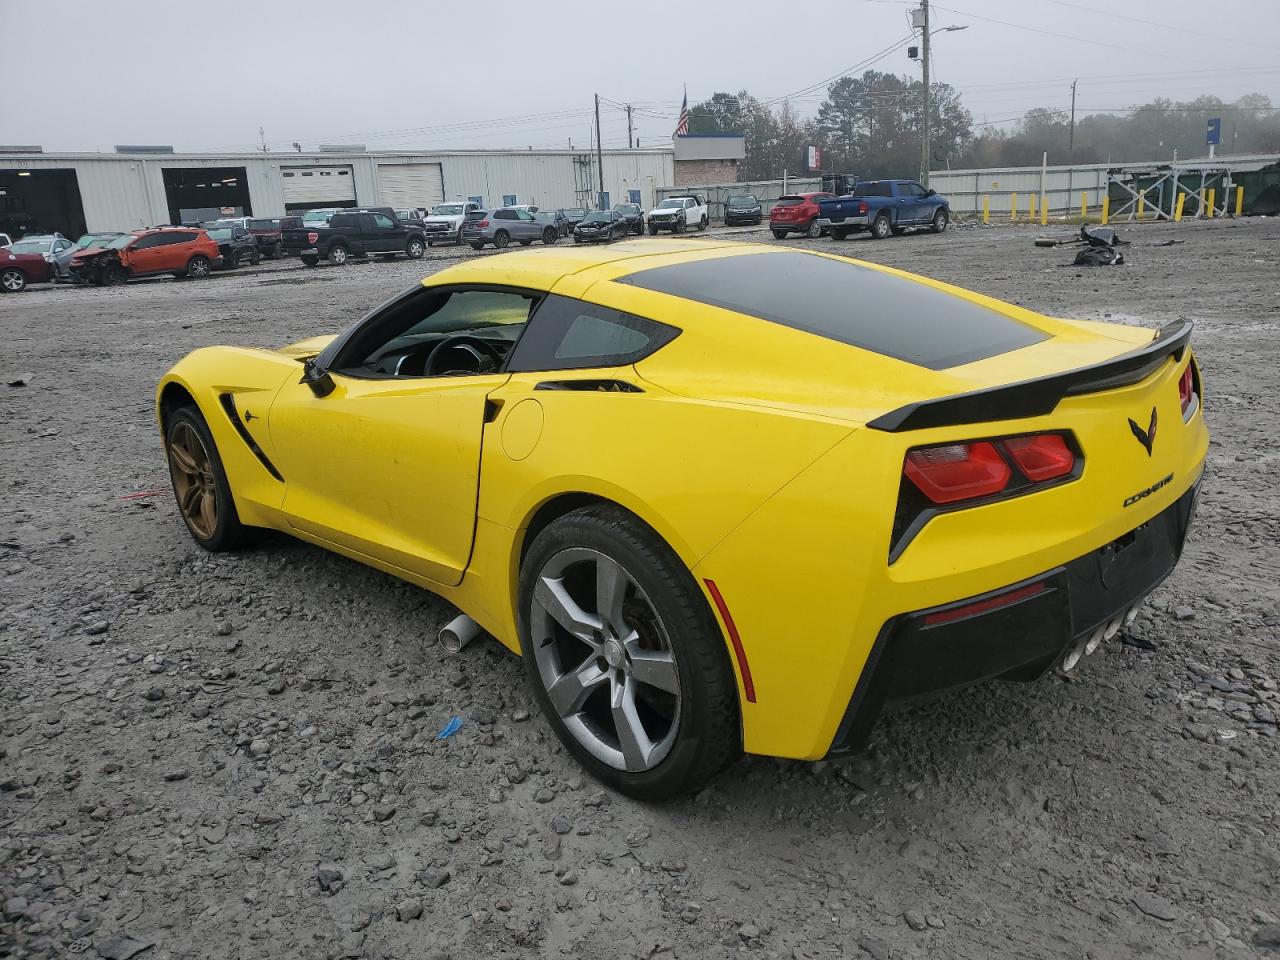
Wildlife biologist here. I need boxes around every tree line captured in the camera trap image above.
[687,78,1280,180]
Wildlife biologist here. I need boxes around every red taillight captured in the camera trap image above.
[476,219,489,228]
[904,442,1011,504]
[306,231,319,244]
[857,200,868,215]
[1003,434,1074,482]
[1178,363,1196,416]
[923,581,1048,626]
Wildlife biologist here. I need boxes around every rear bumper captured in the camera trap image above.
[827,478,1201,755]
[817,215,868,229]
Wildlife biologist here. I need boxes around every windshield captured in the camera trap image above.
[248,219,276,230]
[302,210,335,225]
[728,196,758,207]
[106,235,136,250]
[565,208,586,217]
[430,204,465,216]
[656,199,684,209]
[206,228,233,240]
[614,204,640,214]
[581,213,609,224]
[8,239,51,254]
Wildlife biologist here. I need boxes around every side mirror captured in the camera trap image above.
[301,357,335,398]
[926,189,936,196]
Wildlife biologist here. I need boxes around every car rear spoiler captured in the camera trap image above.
[867,319,1193,432]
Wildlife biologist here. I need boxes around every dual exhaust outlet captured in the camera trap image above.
[1060,599,1143,673]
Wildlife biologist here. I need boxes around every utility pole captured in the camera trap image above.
[1069,79,1077,157]
[626,104,634,149]
[594,93,605,208]
[920,0,930,187]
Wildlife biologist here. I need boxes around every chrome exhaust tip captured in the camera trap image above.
[1083,624,1107,656]
[439,614,481,654]
[1061,638,1087,672]
[1103,612,1125,641]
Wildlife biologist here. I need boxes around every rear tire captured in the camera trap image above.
[163,405,255,552]
[301,254,319,266]
[0,268,27,293]
[805,219,821,239]
[327,245,349,265]
[771,229,787,239]
[543,228,558,245]
[931,208,949,234]
[470,242,484,251]
[830,226,850,241]
[518,504,742,800]
[250,250,261,266]
[494,230,510,249]
[405,238,425,259]
[186,256,211,279]
[871,214,892,240]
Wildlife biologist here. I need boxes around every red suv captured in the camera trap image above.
[69,227,221,285]
[769,192,836,239]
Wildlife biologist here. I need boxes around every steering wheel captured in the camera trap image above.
[423,333,505,377]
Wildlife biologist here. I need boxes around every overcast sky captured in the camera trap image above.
[6,0,1278,153]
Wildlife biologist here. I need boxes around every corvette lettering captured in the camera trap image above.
[1123,473,1174,507]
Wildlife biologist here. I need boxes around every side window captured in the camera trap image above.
[332,287,538,378]
[508,295,679,373]
[493,210,514,220]
[131,234,164,249]
[331,213,358,229]
[516,210,536,221]
[171,232,198,244]
[373,214,396,230]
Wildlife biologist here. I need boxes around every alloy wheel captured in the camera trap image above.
[529,547,681,773]
[1,269,25,292]
[168,421,217,539]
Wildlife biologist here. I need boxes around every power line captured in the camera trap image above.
[1040,0,1275,52]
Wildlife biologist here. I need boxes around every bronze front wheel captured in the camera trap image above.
[164,406,254,551]
[168,420,217,539]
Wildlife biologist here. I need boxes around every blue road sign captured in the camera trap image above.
[1206,118,1221,145]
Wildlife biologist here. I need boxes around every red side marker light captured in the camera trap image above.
[704,579,756,703]
[923,581,1048,626]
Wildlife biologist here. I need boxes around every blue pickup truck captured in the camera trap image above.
[815,179,950,240]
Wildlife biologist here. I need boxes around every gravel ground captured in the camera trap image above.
[2,217,1278,960]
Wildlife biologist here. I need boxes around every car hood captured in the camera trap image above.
[277,334,338,359]
[424,215,463,225]
[70,245,113,261]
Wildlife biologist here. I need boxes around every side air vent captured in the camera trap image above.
[534,379,643,393]
[218,393,284,482]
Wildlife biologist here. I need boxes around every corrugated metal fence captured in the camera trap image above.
[657,178,822,221]
[928,164,1110,215]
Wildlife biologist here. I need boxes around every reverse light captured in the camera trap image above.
[904,442,1011,504]
[1003,433,1075,482]
[1178,362,1197,418]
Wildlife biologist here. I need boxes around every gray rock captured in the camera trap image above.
[738,923,760,941]
[1206,917,1230,940]
[1133,892,1178,921]
[95,934,155,959]
[395,899,423,922]
[215,621,233,636]
[372,804,396,822]
[858,936,892,960]
[317,866,344,893]
[550,815,572,835]
[1174,606,1195,621]
[84,621,109,636]
[1255,924,1280,948]
[266,677,286,695]
[419,866,450,889]
[904,908,928,931]
[141,686,165,702]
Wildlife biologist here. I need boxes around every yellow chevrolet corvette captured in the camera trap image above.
[157,239,1207,798]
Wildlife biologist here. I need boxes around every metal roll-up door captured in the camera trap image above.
[377,163,445,209]
[281,165,356,206]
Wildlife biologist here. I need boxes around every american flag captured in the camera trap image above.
[674,87,689,137]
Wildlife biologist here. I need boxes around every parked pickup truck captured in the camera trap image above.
[816,179,950,241]
[281,208,428,265]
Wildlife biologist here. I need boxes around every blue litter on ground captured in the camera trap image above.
[435,716,463,740]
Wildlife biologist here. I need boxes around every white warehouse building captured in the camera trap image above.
[0,147,675,237]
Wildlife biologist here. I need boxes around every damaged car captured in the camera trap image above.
[69,227,221,285]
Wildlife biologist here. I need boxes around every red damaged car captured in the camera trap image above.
[769,191,837,239]
[1,246,52,293]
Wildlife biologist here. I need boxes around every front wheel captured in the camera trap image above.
[301,254,320,266]
[518,504,741,800]
[186,256,211,278]
[931,208,949,234]
[647,225,658,236]
[226,251,241,270]
[674,218,686,234]
[250,250,261,266]
[406,238,425,259]
[494,230,510,249]
[0,268,27,293]
[543,228,558,245]
[871,214,892,240]
[698,216,707,231]
[805,219,821,239]
[164,405,254,551]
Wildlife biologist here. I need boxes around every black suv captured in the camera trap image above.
[280,208,428,266]
[724,194,763,226]
[204,223,261,268]
[612,203,644,235]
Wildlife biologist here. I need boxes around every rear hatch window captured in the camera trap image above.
[464,210,487,222]
[774,196,803,207]
[617,251,1049,370]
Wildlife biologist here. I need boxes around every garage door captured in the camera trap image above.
[377,163,444,209]
[281,165,356,206]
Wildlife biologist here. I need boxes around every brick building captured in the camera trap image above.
[673,134,746,186]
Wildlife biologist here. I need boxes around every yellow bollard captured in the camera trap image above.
[1206,187,1216,218]
[1138,190,1146,219]
[1101,195,1110,225]
[982,195,990,224]
[1010,192,1018,221]
[1028,193,1037,221]
[1235,185,1244,217]
[1081,192,1088,220]
[1174,192,1186,221]
[1040,195,1048,225]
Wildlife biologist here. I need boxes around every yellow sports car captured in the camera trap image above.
[157,240,1207,798]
